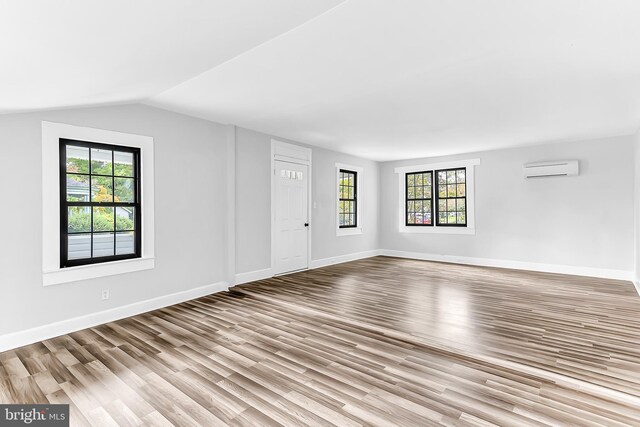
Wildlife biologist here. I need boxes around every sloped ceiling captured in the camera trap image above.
[3,0,640,160]
[0,0,344,111]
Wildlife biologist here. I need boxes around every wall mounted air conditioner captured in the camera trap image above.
[523,160,579,178]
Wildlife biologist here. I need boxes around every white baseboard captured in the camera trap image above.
[379,249,633,281]
[235,268,273,285]
[234,251,382,285]
[309,249,382,269]
[0,281,229,353]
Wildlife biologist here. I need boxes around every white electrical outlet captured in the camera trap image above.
[101,289,110,300]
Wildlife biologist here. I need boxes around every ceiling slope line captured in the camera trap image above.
[146,0,348,103]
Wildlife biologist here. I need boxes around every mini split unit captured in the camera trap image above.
[523,160,579,178]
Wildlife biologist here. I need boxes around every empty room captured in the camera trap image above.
[1,0,640,426]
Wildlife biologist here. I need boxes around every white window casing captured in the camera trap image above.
[42,121,155,286]
[394,158,480,235]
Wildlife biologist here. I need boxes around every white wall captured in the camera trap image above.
[235,127,378,275]
[0,104,230,336]
[635,130,640,285]
[379,136,635,276]
[235,127,272,274]
[310,143,379,262]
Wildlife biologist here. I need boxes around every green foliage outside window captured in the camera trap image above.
[68,209,134,233]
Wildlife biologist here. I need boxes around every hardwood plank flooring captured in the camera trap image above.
[2,256,640,426]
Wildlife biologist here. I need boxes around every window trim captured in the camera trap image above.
[42,121,155,286]
[59,138,142,268]
[395,159,479,235]
[336,163,363,236]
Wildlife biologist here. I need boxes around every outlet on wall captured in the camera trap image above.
[101,289,110,300]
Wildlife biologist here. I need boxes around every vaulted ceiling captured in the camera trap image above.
[3,0,640,160]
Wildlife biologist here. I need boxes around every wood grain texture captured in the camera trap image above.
[1,256,640,426]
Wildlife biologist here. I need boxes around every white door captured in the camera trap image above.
[274,160,309,275]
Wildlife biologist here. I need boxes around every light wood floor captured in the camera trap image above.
[1,256,640,426]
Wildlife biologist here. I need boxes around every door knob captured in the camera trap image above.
[304,223,309,227]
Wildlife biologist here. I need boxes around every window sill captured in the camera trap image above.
[337,227,363,237]
[43,257,155,286]
[399,226,475,235]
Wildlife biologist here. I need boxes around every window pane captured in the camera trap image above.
[67,174,90,202]
[457,183,466,197]
[115,177,135,203]
[407,186,415,199]
[91,148,113,175]
[438,199,446,212]
[448,211,457,223]
[457,169,466,183]
[68,234,91,260]
[92,176,113,202]
[447,184,456,197]
[439,212,447,224]
[114,151,134,177]
[93,207,114,232]
[348,187,354,199]
[407,174,415,186]
[408,213,416,224]
[68,206,91,233]
[415,186,423,198]
[66,146,89,174]
[116,232,135,255]
[439,186,447,198]
[447,171,456,184]
[447,199,456,212]
[425,185,431,198]
[457,198,466,212]
[93,233,115,257]
[438,171,447,184]
[458,212,466,224]
[408,201,415,213]
[116,207,135,231]
[424,200,432,224]
[425,173,432,186]
[416,174,423,186]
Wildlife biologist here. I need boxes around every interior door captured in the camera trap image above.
[274,160,309,275]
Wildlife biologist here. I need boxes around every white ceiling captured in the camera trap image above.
[0,0,343,112]
[3,1,640,160]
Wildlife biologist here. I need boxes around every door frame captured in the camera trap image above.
[271,139,312,275]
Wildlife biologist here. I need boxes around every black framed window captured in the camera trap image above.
[436,168,467,226]
[338,169,357,228]
[60,139,141,267]
[405,171,433,226]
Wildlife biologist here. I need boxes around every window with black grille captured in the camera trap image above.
[60,139,141,267]
[338,169,357,228]
[405,171,433,226]
[435,168,467,226]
